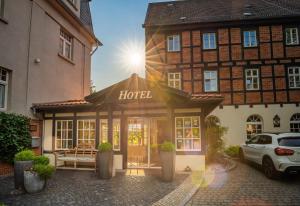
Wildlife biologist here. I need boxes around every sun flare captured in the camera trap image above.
[119,39,145,74]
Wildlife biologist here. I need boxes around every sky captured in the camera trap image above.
[90,0,170,90]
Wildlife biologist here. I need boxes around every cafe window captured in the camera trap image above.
[168,72,181,90]
[77,120,96,147]
[113,119,121,151]
[175,117,201,151]
[100,119,120,151]
[56,120,73,150]
[286,28,299,45]
[0,68,8,110]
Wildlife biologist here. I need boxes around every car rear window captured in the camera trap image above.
[278,137,300,147]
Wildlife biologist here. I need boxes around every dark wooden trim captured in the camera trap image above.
[95,112,100,148]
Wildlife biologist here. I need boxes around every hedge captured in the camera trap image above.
[0,113,32,164]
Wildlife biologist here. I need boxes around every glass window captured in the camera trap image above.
[246,115,263,139]
[59,29,73,60]
[0,68,8,110]
[204,71,218,92]
[56,120,73,150]
[288,67,300,88]
[286,28,299,45]
[175,116,201,151]
[113,119,121,151]
[244,31,257,47]
[278,137,300,147]
[100,119,108,143]
[290,113,300,132]
[245,69,260,90]
[167,35,180,52]
[258,135,272,144]
[77,120,96,148]
[203,33,216,50]
[168,72,181,90]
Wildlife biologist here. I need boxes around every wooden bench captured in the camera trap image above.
[54,144,98,171]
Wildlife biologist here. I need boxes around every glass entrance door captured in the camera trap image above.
[127,118,149,168]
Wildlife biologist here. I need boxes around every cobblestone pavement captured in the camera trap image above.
[0,170,187,206]
[187,162,300,206]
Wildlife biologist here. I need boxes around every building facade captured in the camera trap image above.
[0,0,100,117]
[144,0,300,146]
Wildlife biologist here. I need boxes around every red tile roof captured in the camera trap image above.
[32,99,90,108]
[191,94,224,101]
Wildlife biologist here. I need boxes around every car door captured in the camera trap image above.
[243,135,260,162]
[251,135,272,164]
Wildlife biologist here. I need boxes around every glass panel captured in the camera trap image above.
[184,139,192,150]
[84,121,89,129]
[176,118,183,127]
[193,139,201,150]
[184,117,191,127]
[184,128,193,138]
[177,139,184,150]
[176,129,183,138]
[0,84,5,108]
[192,117,199,127]
[78,121,83,129]
[192,128,200,138]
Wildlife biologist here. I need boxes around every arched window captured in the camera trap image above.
[246,115,263,139]
[290,113,300,132]
[205,115,220,128]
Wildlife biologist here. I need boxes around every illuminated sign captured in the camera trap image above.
[118,90,152,100]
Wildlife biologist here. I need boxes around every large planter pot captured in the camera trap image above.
[14,160,33,189]
[24,171,45,193]
[97,151,113,179]
[160,151,175,182]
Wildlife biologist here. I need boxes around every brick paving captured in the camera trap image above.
[187,162,300,206]
[0,170,188,206]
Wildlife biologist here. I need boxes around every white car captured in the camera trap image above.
[239,133,300,179]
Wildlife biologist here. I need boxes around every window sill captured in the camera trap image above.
[286,44,300,47]
[244,46,258,49]
[167,50,181,53]
[0,17,8,24]
[203,48,217,51]
[58,53,75,65]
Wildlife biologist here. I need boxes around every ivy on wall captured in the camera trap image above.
[0,113,32,164]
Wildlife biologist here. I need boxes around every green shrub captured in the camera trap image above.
[98,142,113,152]
[0,113,32,164]
[33,164,55,180]
[34,156,50,165]
[224,146,240,158]
[14,150,35,162]
[159,141,175,152]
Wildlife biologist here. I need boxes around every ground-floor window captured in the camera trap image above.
[77,120,96,147]
[246,115,263,139]
[56,120,73,150]
[113,119,121,151]
[100,119,108,143]
[0,68,8,110]
[175,116,201,151]
[290,113,300,132]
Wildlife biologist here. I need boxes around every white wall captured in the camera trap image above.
[210,104,300,146]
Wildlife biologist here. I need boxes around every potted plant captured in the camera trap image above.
[97,142,113,179]
[24,155,55,193]
[14,150,35,189]
[159,141,176,182]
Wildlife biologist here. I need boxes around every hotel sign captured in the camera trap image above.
[118,90,153,100]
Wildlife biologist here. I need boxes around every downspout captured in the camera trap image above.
[26,0,33,115]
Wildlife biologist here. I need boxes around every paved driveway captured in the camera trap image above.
[0,170,187,206]
[187,162,300,206]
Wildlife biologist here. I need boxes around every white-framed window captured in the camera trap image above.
[0,0,4,18]
[290,113,300,132]
[113,119,121,151]
[56,120,73,150]
[203,33,216,50]
[246,115,263,139]
[243,30,257,47]
[77,120,96,147]
[167,35,180,52]
[175,116,201,151]
[286,28,299,45]
[59,29,73,60]
[204,71,218,92]
[0,68,8,110]
[100,119,120,151]
[245,69,260,90]
[168,72,181,90]
[288,67,300,88]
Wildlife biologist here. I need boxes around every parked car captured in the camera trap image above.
[239,133,300,179]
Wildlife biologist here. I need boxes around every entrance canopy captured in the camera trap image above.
[33,73,223,116]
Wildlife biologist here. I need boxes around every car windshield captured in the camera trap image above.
[278,137,300,147]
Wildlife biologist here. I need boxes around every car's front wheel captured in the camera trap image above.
[262,157,280,179]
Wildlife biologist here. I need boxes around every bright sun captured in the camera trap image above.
[119,39,145,74]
